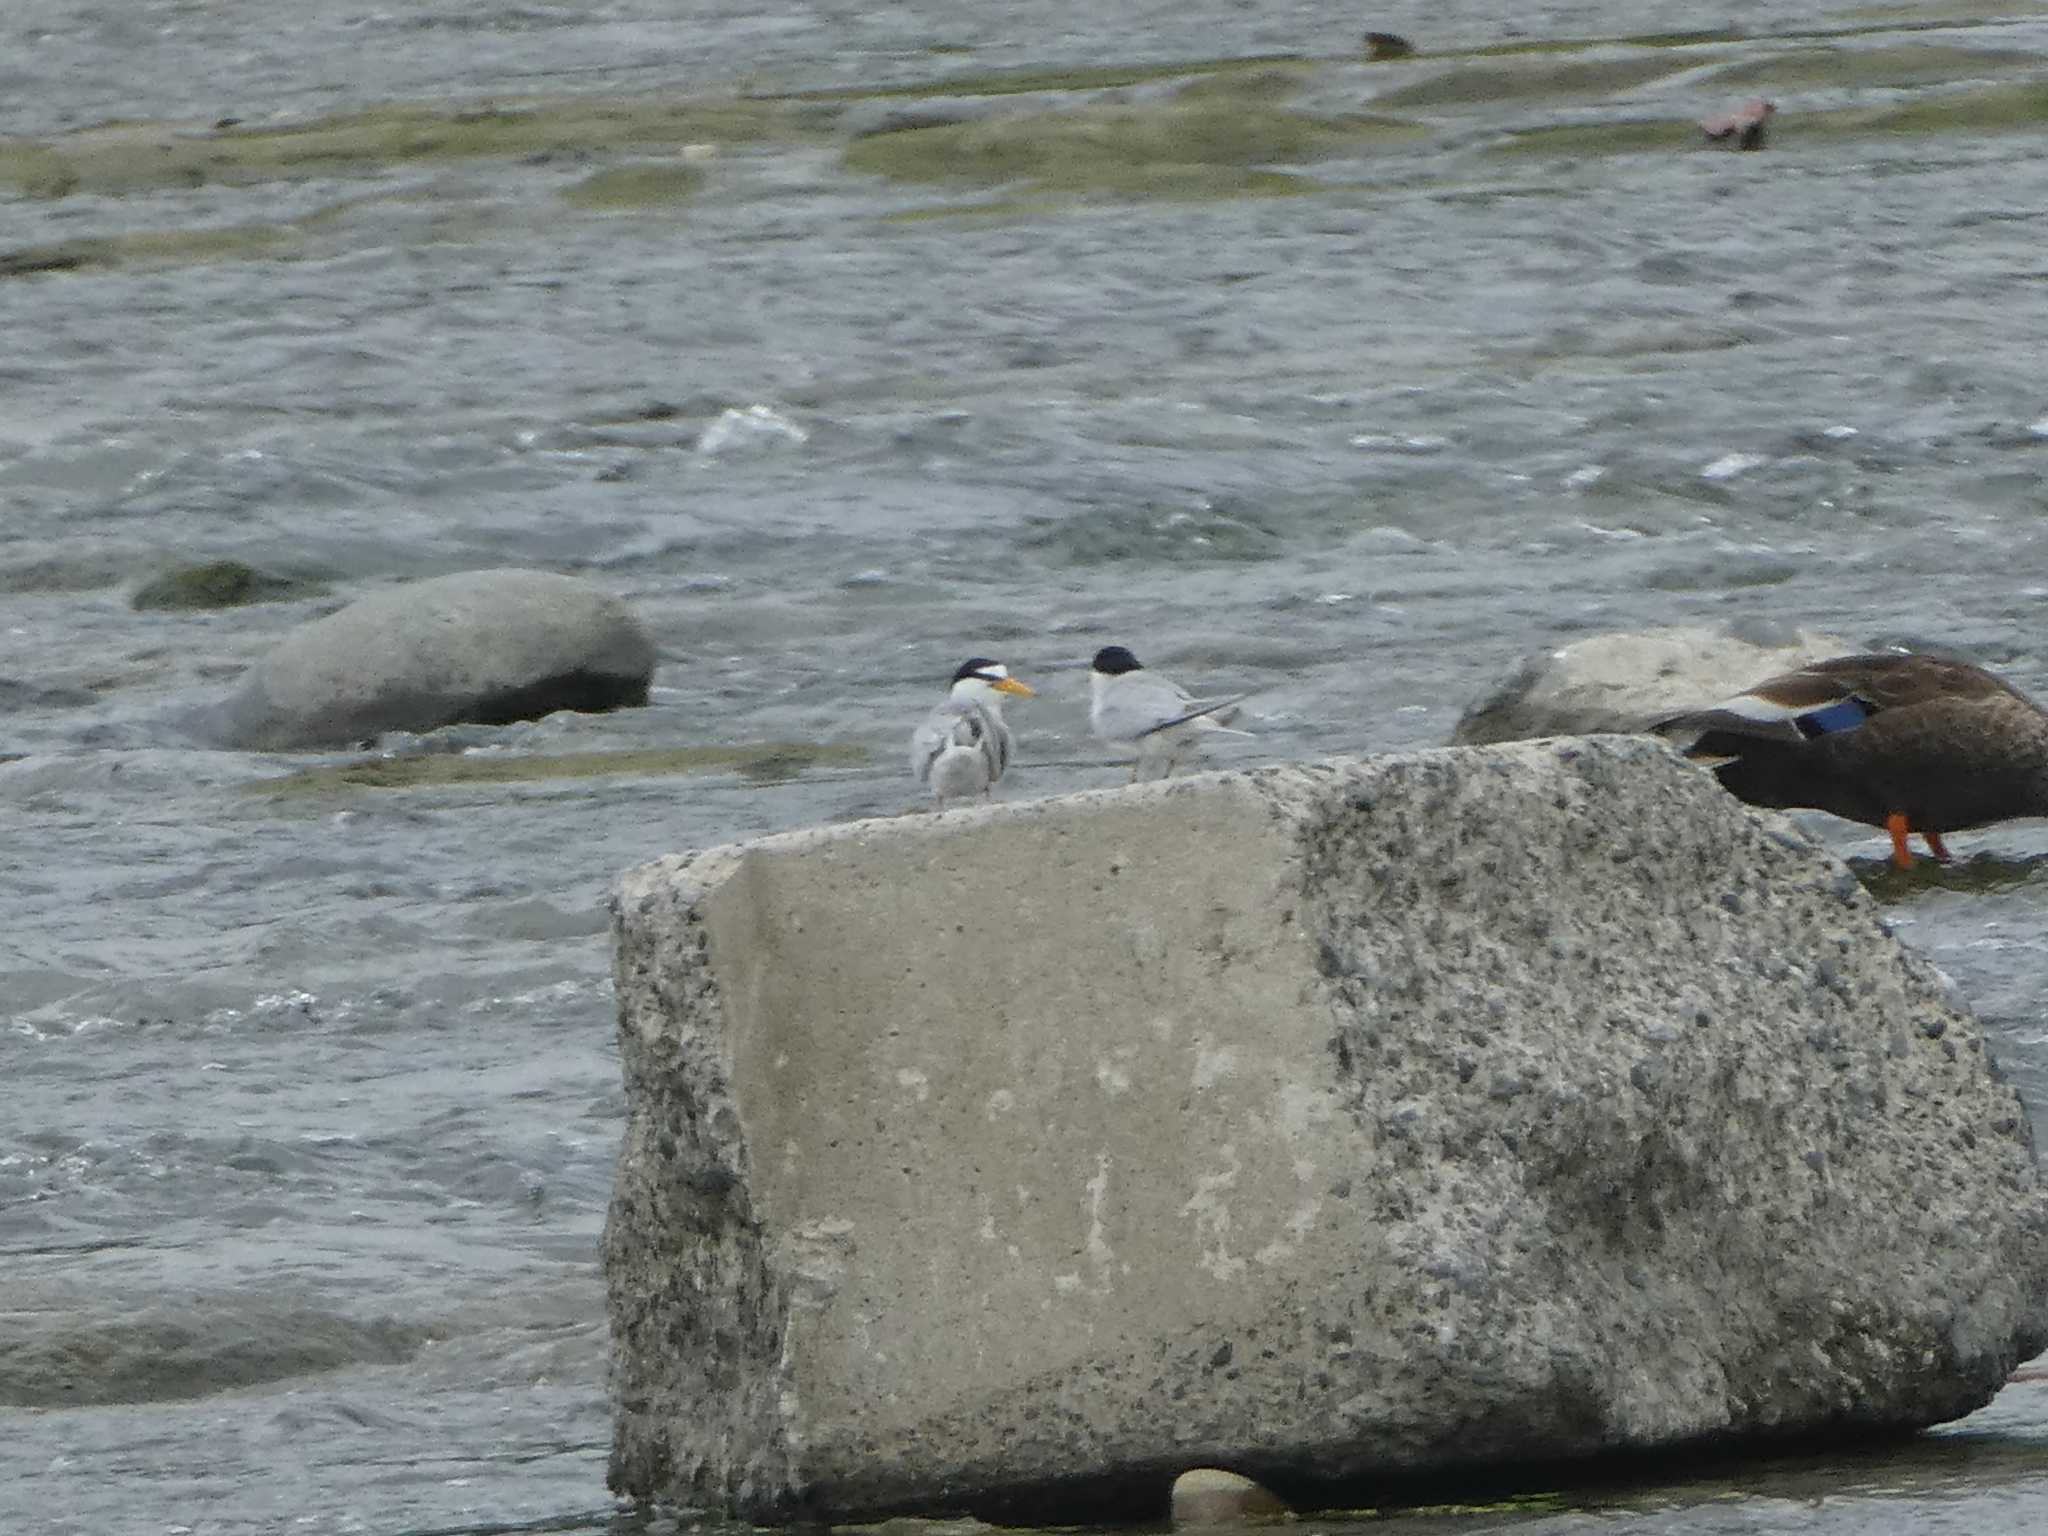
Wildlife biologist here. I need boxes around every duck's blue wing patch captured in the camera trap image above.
[1794,696,1876,739]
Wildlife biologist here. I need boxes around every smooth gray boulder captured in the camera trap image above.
[198,568,655,750]
[604,738,2048,1523]
[1451,622,1851,745]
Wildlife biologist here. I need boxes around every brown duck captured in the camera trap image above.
[1658,652,2048,868]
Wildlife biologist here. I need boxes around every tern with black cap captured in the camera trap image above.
[910,657,1037,808]
[1089,644,1250,781]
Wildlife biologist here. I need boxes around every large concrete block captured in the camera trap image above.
[603,737,2048,1521]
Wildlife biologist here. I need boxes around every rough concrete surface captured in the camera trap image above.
[604,737,2048,1522]
[1450,622,1852,745]
[196,567,655,749]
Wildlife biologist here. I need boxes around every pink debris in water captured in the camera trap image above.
[1700,98,1776,150]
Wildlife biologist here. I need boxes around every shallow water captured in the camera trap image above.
[10,1,2048,1532]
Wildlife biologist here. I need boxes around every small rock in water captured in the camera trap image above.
[1363,32,1415,60]
[1700,98,1774,150]
[190,567,656,750]
[1450,621,1852,744]
[1170,1468,1290,1528]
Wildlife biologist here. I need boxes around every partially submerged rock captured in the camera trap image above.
[197,568,655,750]
[1171,1469,1290,1527]
[604,738,2048,1522]
[131,559,325,611]
[1449,622,1851,744]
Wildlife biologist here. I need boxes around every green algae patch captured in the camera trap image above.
[1376,53,1700,110]
[0,143,81,198]
[1320,1491,1571,1519]
[253,742,868,796]
[0,222,301,278]
[1847,79,2048,136]
[1451,28,1744,59]
[845,100,1425,197]
[1499,77,2048,159]
[1707,43,2038,91]
[131,561,327,612]
[562,162,706,210]
[1853,849,2048,899]
[1171,62,1319,102]
[0,95,824,200]
[792,54,1306,102]
[208,98,814,174]
[1491,117,1703,157]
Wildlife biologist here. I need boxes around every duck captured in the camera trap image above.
[1656,651,2048,868]
[909,657,1036,808]
[1088,645,1251,782]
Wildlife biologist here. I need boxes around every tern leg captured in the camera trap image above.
[1924,829,1953,863]
[1885,813,1915,871]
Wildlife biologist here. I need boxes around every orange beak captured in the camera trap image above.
[994,677,1036,698]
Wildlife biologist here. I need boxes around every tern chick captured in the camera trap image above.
[910,657,1036,808]
[1089,645,1251,781]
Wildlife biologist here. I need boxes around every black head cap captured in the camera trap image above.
[952,657,1003,684]
[1091,645,1142,675]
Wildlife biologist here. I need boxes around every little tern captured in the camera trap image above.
[1088,644,1250,781]
[910,657,1036,808]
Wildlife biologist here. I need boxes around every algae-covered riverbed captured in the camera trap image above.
[10,0,2048,1532]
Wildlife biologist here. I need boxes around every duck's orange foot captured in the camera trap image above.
[1886,812,1916,870]
[1924,830,1954,863]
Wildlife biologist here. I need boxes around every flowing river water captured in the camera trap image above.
[9,1,2048,1532]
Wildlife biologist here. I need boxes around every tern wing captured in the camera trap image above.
[917,704,1003,786]
[987,709,1013,779]
[1094,672,1198,742]
[909,704,970,786]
